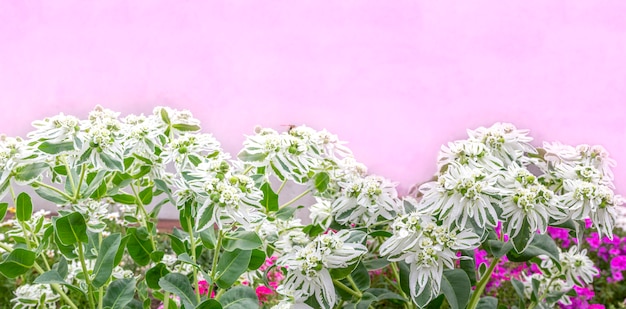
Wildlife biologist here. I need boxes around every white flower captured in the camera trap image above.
[12,284,59,309]
[520,273,573,306]
[332,175,400,225]
[467,122,536,165]
[559,246,598,285]
[437,140,504,173]
[419,163,499,234]
[277,230,367,308]
[380,212,480,302]
[560,179,619,238]
[28,113,81,144]
[498,165,567,248]
[310,198,333,228]
[73,199,111,232]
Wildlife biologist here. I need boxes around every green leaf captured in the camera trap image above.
[126,228,155,266]
[139,186,153,205]
[38,141,75,154]
[260,182,279,212]
[237,150,268,163]
[16,192,33,222]
[351,262,371,291]
[459,250,477,286]
[0,202,7,221]
[13,162,48,184]
[159,273,198,309]
[103,278,136,309]
[216,249,252,289]
[160,108,171,124]
[169,233,187,255]
[196,299,223,309]
[0,248,36,278]
[172,123,201,131]
[511,279,526,306]
[248,249,266,271]
[275,205,298,220]
[111,193,136,205]
[363,258,390,271]
[52,257,68,278]
[222,231,263,251]
[511,220,532,253]
[34,186,71,204]
[440,269,471,309]
[200,228,217,249]
[366,288,405,302]
[219,286,259,309]
[146,263,170,289]
[313,172,330,193]
[483,240,514,258]
[54,212,88,245]
[92,233,122,288]
[476,296,498,309]
[34,270,86,296]
[330,261,360,280]
[507,234,560,268]
[356,292,377,309]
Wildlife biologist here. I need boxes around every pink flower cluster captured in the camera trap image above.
[241,256,285,303]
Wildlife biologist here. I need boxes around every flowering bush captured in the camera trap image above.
[0,106,623,309]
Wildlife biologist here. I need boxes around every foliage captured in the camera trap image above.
[0,106,622,309]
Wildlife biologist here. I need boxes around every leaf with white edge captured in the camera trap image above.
[172,123,201,132]
[16,192,33,222]
[14,162,49,184]
[34,186,70,205]
[160,108,171,124]
[0,248,36,278]
[440,269,471,309]
[92,233,121,288]
[219,286,259,309]
[215,249,252,289]
[99,152,125,172]
[237,150,268,163]
[159,273,198,309]
[103,278,136,309]
[351,262,371,291]
[111,193,136,205]
[222,231,262,251]
[54,212,88,245]
[195,201,215,233]
[511,220,532,253]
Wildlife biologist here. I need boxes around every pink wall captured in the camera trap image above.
[1,1,625,194]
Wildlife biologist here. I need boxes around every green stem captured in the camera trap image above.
[243,165,254,175]
[77,243,96,309]
[333,279,362,299]
[346,275,361,295]
[130,183,158,250]
[163,292,170,309]
[279,188,311,210]
[185,216,201,303]
[528,277,555,309]
[98,286,104,309]
[276,179,288,195]
[208,230,223,298]
[74,165,86,201]
[467,257,501,309]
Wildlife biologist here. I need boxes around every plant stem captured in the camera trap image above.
[333,279,362,299]
[74,165,86,201]
[346,275,361,294]
[77,243,96,309]
[186,216,201,303]
[242,165,254,175]
[276,179,288,194]
[467,257,500,309]
[279,188,311,210]
[208,230,223,298]
[98,286,104,309]
[163,292,170,309]
[130,183,158,250]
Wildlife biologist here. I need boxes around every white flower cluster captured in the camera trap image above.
[277,230,367,308]
[239,126,351,183]
[11,284,59,309]
[521,246,598,306]
[380,203,480,302]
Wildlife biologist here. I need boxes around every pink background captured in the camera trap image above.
[1,1,626,194]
